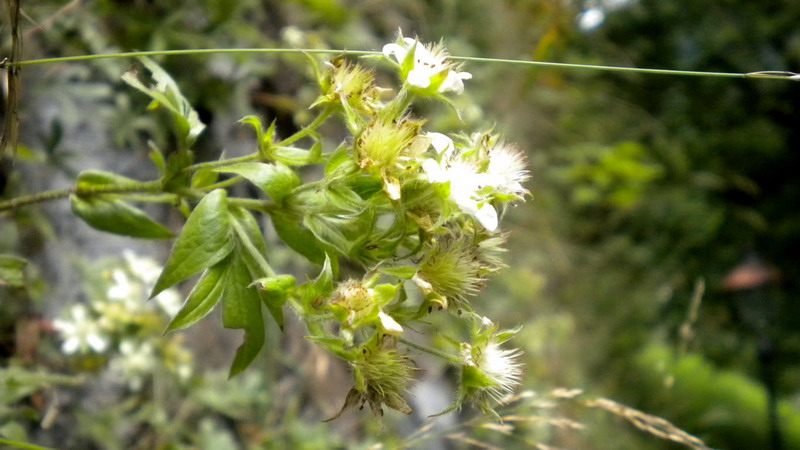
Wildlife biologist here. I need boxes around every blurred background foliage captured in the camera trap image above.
[2,0,800,448]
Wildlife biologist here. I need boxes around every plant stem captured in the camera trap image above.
[399,337,460,364]
[185,153,259,172]
[4,48,798,81]
[277,105,336,147]
[0,180,163,212]
[230,217,276,277]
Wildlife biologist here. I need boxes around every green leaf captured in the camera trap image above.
[273,146,320,166]
[191,168,219,189]
[251,274,295,329]
[0,255,27,287]
[270,210,327,265]
[71,195,173,239]
[239,116,276,157]
[229,207,284,328]
[215,162,300,203]
[303,214,352,256]
[222,251,265,377]
[165,256,230,333]
[122,57,205,148]
[151,189,234,297]
[76,170,139,190]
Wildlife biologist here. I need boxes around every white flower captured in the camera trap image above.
[107,268,134,301]
[474,339,523,403]
[422,157,499,231]
[122,250,162,285]
[425,132,455,159]
[53,304,109,354]
[110,340,157,391]
[382,34,472,94]
[484,142,530,197]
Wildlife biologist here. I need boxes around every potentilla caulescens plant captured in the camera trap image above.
[13,31,530,420]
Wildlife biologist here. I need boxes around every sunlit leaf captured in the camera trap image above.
[165,256,231,333]
[71,195,173,239]
[151,189,234,297]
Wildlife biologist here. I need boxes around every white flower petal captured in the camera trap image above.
[382,43,406,62]
[439,71,466,94]
[422,159,447,183]
[379,312,404,335]
[474,204,499,231]
[407,69,432,88]
[426,132,455,157]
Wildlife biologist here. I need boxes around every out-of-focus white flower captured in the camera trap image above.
[382,34,472,94]
[107,268,133,301]
[53,304,109,354]
[110,340,157,391]
[122,250,162,286]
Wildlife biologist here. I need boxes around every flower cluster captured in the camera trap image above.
[53,251,192,389]
[290,31,527,419]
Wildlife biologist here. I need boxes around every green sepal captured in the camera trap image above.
[239,115,276,157]
[162,149,194,193]
[305,336,353,360]
[270,210,328,265]
[251,274,296,292]
[148,141,167,175]
[379,266,418,280]
[372,283,399,307]
[273,145,321,166]
[215,162,300,203]
[165,255,230,333]
[461,364,497,389]
[303,214,352,256]
[399,41,417,81]
[0,255,27,287]
[151,189,234,297]
[191,168,219,189]
[299,254,335,310]
[324,143,356,178]
[71,195,173,239]
[222,250,266,377]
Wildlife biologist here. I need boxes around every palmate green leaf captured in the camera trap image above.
[222,250,265,377]
[71,195,173,239]
[151,189,234,297]
[0,255,27,287]
[215,162,300,203]
[165,255,230,333]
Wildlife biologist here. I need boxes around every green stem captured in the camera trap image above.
[0,180,162,212]
[276,105,335,147]
[203,176,243,191]
[399,337,460,364]
[185,153,259,172]
[227,197,276,213]
[3,48,797,81]
[230,217,276,277]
